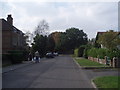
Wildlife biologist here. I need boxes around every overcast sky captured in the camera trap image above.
[0,0,118,39]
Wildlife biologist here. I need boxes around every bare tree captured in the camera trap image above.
[34,20,49,36]
[25,31,34,47]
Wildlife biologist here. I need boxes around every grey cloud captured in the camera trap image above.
[0,2,118,39]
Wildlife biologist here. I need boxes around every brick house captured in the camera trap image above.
[1,15,26,54]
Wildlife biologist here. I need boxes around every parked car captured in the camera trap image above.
[46,52,54,58]
[53,52,58,56]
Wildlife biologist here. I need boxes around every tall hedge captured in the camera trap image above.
[87,48,120,59]
[74,46,85,57]
[97,48,107,59]
[8,50,27,64]
[87,48,98,58]
[74,48,79,57]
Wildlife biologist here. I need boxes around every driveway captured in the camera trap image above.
[2,55,94,88]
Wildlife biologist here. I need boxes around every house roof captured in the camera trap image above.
[0,18,24,35]
[95,31,120,43]
[95,32,106,42]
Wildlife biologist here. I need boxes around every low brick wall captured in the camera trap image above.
[88,57,106,65]
[88,56,118,68]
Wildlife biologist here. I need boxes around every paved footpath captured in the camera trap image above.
[2,55,94,88]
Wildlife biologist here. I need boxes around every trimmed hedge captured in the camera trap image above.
[87,48,98,58]
[97,48,107,59]
[74,48,79,57]
[87,48,120,59]
[8,50,28,64]
[74,46,85,57]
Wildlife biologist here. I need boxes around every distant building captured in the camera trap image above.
[1,14,26,54]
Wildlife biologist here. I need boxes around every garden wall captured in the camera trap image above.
[88,56,118,68]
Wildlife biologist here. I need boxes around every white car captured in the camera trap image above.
[53,52,58,56]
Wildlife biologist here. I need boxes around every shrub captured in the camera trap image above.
[97,48,106,59]
[2,54,9,61]
[78,46,85,57]
[87,48,98,58]
[106,49,119,60]
[83,44,93,58]
[8,50,26,64]
[83,48,88,58]
[74,46,85,57]
[74,48,79,57]
[87,47,120,60]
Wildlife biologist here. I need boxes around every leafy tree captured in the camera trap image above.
[50,32,61,45]
[66,28,88,49]
[55,32,68,53]
[32,34,47,57]
[54,27,88,53]
[46,34,55,52]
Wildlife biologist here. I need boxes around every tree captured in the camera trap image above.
[32,34,47,57]
[65,27,88,50]
[46,34,55,52]
[54,27,88,53]
[34,20,49,36]
[97,30,120,50]
[25,31,34,47]
[50,32,61,45]
[49,32,62,52]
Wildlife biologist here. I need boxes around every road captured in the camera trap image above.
[2,55,94,88]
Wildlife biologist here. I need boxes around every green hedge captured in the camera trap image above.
[74,48,79,57]
[87,48,98,58]
[106,49,119,60]
[8,50,28,64]
[2,54,9,61]
[87,48,120,59]
[74,46,85,57]
[97,48,107,59]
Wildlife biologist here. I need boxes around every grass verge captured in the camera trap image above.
[75,58,108,67]
[93,76,120,88]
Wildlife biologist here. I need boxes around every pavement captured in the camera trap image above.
[2,58,46,73]
[2,61,33,73]
[2,55,118,88]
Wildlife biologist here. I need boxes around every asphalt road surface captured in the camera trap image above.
[2,55,94,88]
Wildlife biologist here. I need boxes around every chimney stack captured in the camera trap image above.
[7,14,13,25]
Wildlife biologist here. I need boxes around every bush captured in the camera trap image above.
[83,45,93,58]
[74,46,85,57]
[106,49,119,60]
[83,48,88,58]
[8,50,27,64]
[78,46,85,57]
[97,48,106,59]
[74,48,79,57]
[2,54,9,61]
[87,47,120,60]
[87,48,98,58]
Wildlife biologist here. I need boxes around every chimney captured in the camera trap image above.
[7,14,13,25]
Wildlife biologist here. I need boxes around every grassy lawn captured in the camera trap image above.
[75,58,107,67]
[93,76,119,88]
